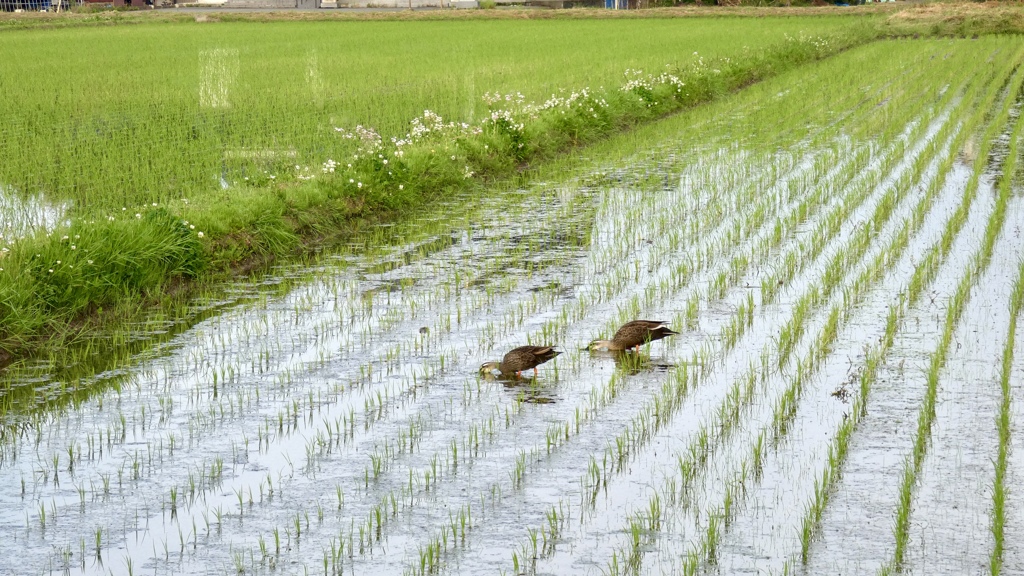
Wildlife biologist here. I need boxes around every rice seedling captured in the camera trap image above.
[989,244,1024,574]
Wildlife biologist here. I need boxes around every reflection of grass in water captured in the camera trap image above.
[499,377,558,405]
[0,186,68,240]
[0,250,308,427]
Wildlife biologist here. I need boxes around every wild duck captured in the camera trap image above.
[588,320,678,352]
[479,345,561,378]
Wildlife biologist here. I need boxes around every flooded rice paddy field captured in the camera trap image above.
[2,37,1024,575]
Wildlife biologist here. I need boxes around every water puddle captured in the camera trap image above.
[0,184,69,244]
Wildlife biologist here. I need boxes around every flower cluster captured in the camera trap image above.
[335,125,384,151]
[620,67,688,106]
[483,108,526,139]
[479,87,611,140]
[539,87,606,114]
[407,110,481,143]
[783,33,833,57]
[482,91,526,106]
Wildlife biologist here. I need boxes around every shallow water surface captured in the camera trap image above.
[3,38,1024,576]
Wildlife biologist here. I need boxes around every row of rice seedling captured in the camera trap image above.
[891,75,1024,575]
[782,94,1010,574]
[721,41,1024,574]
[1000,260,1024,575]
[878,51,1024,575]
[596,61,982,576]
[792,40,1024,573]
[987,175,1023,576]
[802,170,985,571]
[544,36,1015,573]
[503,40,969,575]
[989,96,1024,572]
[789,56,1011,569]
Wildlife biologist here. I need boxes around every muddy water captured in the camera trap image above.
[3,38,1024,576]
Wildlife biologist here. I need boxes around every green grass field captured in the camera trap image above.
[0,16,861,210]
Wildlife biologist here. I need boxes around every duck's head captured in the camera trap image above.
[479,361,501,375]
[586,339,616,352]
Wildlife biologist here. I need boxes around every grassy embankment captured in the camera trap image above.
[0,14,874,367]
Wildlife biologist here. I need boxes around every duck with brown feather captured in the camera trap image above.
[588,320,678,353]
[479,345,562,378]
